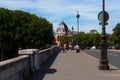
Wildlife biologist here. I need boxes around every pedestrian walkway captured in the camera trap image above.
[29,50,120,80]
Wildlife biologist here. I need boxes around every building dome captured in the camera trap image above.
[55,21,71,46]
[56,21,68,35]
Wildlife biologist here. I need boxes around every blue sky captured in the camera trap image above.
[0,0,120,33]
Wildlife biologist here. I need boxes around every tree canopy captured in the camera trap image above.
[60,30,101,49]
[0,8,55,49]
[111,23,120,44]
[0,8,55,60]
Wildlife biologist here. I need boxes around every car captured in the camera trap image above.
[91,46,96,49]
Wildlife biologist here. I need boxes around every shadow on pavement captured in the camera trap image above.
[29,51,59,80]
[46,68,57,74]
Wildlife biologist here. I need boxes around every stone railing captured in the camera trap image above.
[0,46,59,80]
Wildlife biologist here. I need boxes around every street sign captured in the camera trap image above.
[98,11,109,22]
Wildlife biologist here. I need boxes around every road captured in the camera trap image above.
[84,49,120,69]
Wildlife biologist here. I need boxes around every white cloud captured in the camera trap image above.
[0,0,120,33]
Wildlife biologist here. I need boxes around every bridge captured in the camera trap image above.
[0,46,120,80]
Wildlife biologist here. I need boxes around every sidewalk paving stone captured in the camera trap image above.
[29,50,120,80]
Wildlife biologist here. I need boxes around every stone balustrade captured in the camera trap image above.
[0,46,58,80]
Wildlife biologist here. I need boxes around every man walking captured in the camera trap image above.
[75,44,80,53]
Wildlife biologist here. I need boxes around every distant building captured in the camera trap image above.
[54,21,71,46]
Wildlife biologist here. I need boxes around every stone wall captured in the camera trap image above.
[0,46,58,80]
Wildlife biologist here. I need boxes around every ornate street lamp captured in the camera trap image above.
[76,11,80,47]
[71,26,74,49]
[98,0,109,70]
[76,11,80,33]
[72,26,74,35]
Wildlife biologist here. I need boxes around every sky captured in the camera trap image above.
[0,0,120,33]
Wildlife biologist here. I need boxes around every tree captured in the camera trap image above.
[107,34,113,48]
[79,31,100,48]
[0,8,55,60]
[111,23,120,44]
[59,31,101,49]
[60,35,69,46]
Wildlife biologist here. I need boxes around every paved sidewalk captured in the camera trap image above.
[30,50,120,80]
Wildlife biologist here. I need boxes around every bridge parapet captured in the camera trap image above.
[0,55,29,80]
[0,46,59,80]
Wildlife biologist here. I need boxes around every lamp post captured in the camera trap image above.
[71,26,74,49]
[98,0,109,70]
[76,11,80,47]
[72,26,74,35]
[76,11,80,34]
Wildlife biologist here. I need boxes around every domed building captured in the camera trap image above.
[55,21,71,46]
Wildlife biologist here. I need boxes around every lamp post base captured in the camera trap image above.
[99,60,109,70]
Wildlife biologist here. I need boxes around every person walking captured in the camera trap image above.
[63,43,67,53]
[75,44,80,53]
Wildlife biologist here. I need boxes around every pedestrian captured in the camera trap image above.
[69,44,72,50]
[63,43,67,53]
[75,44,80,53]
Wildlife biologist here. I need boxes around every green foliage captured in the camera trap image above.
[79,31,101,48]
[60,35,69,46]
[111,23,120,44]
[60,30,101,48]
[0,8,55,50]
